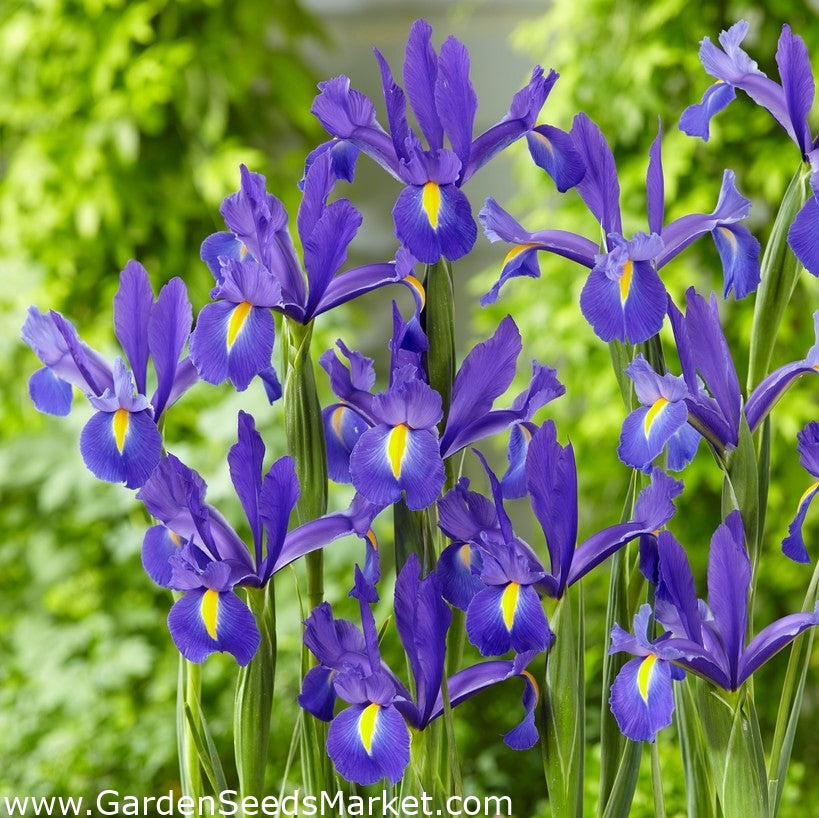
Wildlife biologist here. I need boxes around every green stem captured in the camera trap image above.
[650,741,667,818]
[178,657,204,798]
[747,163,809,392]
[421,259,456,425]
[234,583,276,809]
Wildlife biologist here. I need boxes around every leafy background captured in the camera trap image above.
[2,0,818,815]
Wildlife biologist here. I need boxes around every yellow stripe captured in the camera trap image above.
[532,130,553,153]
[503,243,538,267]
[619,259,633,305]
[405,274,426,310]
[113,408,129,454]
[718,225,737,251]
[643,397,669,436]
[501,582,520,631]
[637,654,657,702]
[421,182,442,229]
[386,423,410,478]
[226,301,253,349]
[201,589,219,641]
[459,544,472,569]
[170,531,182,546]
[798,479,819,508]
[358,702,380,754]
[366,529,378,551]
[331,406,346,440]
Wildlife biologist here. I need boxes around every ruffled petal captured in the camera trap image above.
[28,367,73,416]
[609,655,675,742]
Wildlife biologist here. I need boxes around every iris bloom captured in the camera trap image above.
[299,552,539,785]
[22,261,196,488]
[192,151,416,393]
[137,411,380,665]
[680,21,819,275]
[480,114,760,343]
[782,422,819,563]
[618,289,819,472]
[437,421,683,656]
[609,511,819,742]
[321,312,564,510]
[308,19,582,264]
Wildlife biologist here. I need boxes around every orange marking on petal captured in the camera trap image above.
[113,408,130,453]
[405,274,426,310]
[718,225,738,251]
[226,301,253,349]
[503,242,538,267]
[366,529,378,551]
[331,406,346,440]
[421,182,442,229]
[521,669,540,701]
[532,130,553,152]
[458,544,472,569]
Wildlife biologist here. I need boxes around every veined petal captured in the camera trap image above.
[350,424,444,511]
[775,24,815,156]
[114,261,153,395]
[313,262,403,317]
[200,231,246,279]
[788,196,819,277]
[679,81,737,140]
[712,223,761,298]
[190,301,274,391]
[500,422,535,499]
[393,182,476,264]
[298,665,338,722]
[167,587,260,666]
[142,525,186,588]
[403,20,442,150]
[326,703,410,786]
[323,403,370,484]
[437,477,499,542]
[80,407,162,489]
[526,124,586,193]
[437,542,484,610]
[618,400,688,472]
[435,34,477,176]
[609,655,675,742]
[28,367,73,416]
[466,583,553,656]
[782,480,819,563]
[646,121,664,234]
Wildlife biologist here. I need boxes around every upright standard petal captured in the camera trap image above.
[114,261,153,395]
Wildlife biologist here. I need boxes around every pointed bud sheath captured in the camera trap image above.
[422,258,456,429]
[283,318,328,612]
[747,163,810,390]
[234,584,276,805]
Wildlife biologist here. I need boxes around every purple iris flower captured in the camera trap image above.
[136,411,381,665]
[437,422,683,657]
[609,511,819,742]
[308,19,581,264]
[320,312,564,510]
[680,21,819,276]
[782,422,819,563]
[622,289,819,472]
[480,114,760,343]
[22,261,196,488]
[299,553,540,785]
[192,152,417,393]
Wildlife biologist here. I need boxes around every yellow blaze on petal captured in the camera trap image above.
[358,702,381,754]
[386,423,410,478]
[170,531,182,547]
[619,259,634,305]
[532,130,553,153]
[501,582,521,631]
[637,654,658,702]
[798,479,819,507]
[519,423,533,442]
[239,243,249,260]
[421,182,442,229]
[503,243,538,267]
[643,397,669,436]
[405,274,426,310]
[201,589,220,641]
[459,543,472,569]
[113,408,130,454]
[331,406,346,440]
[718,225,738,251]
[226,301,253,349]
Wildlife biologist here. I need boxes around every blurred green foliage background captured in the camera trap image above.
[2,0,818,815]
